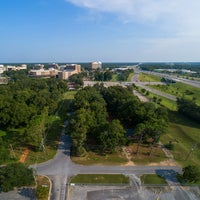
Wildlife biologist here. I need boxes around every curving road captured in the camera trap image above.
[33,121,182,200]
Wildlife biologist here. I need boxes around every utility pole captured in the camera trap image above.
[9,144,16,159]
[185,143,197,161]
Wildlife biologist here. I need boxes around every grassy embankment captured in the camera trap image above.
[135,83,200,168]
[161,111,200,168]
[150,82,200,105]
[127,73,134,81]
[111,74,118,81]
[70,174,129,185]
[142,79,200,168]
[110,72,134,82]
[139,73,162,82]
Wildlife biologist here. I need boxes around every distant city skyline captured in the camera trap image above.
[1,0,200,63]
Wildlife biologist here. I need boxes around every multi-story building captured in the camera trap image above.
[29,64,81,80]
[91,62,102,70]
[33,64,44,70]
[58,64,81,80]
[29,68,59,78]
[5,64,27,71]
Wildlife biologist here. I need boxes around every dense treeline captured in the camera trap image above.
[94,70,113,81]
[0,76,67,160]
[0,163,34,192]
[68,85,168,156]
[117,69,134,81]
[140,63,200,74]
[0,78,67,128]
[177,98,200,123]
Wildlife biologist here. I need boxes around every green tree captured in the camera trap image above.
[0,163,34,192]
[182,165,200,183]
[99,120,126,153]
[69,109,89,156]
[35,186,49,200]
[25,108,48,151]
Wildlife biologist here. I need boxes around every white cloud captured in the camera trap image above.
[65,0,200,61]
[66,0,200,36]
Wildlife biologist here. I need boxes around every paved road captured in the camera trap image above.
[135,82,177,101]
[141,70,200,89]
[84,80,177,101]
[33,121,182,200]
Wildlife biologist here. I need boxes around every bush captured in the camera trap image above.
[177,165,200,184]
[182,165,200,183]
[35,186,49,200]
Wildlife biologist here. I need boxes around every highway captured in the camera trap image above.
[84,80,177,101]
[141,70,200,88]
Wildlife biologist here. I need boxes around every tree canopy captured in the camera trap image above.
[0,163,34,192]
[68,85,169,156]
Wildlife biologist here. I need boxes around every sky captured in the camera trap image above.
[0,0,200,63]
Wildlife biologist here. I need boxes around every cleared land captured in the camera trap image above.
[71,143,167,166]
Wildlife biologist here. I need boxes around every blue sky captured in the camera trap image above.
[1,0,200,62]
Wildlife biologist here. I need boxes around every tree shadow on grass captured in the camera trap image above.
[168,111,200,129]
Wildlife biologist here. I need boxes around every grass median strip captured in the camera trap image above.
[70,174,129,185]
[140,174,168,185]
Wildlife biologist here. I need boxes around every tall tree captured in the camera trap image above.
[99,120,126,153]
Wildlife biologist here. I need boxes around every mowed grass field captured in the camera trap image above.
[160,111,200,168]
[70,174,129,184]
[139,73,162,82]
[150,82,200,105]
[140,174,167,185]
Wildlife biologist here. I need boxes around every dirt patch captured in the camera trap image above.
[148,159,178,166]
[122,147,136,166]
[19,148,30,163]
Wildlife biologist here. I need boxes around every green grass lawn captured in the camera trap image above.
[111,74,118,81]
[70,174,129,184]
[160,111,200,168]
[137,86,177,110]
[139,73,162,82]
[127,72,134,81]
[63,90,77,100]
[140,174,167,185]
[150,82,200,105]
